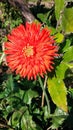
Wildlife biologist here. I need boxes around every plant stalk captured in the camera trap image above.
[38,75,50,114]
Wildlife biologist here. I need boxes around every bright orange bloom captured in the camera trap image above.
[5,22,58,80]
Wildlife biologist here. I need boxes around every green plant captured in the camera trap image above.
[0,0,73,130]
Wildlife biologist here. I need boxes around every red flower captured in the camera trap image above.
[5,22,58,80]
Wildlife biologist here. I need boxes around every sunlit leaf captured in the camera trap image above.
[54,33,64,43]
[55,0,65,20]
[63,46,73,62]
[47,77,68,112]
[56,62,68,79]
[62,8,73,33]
[62,39,71,52]
[66,62,73,69]
[56,46,73,79]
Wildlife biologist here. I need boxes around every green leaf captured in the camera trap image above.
[8,111,21,127]
[62,8,73,33]
[6,74,14,90]
[0,92,6,99]
[56,46,73,79]
[66,62,73,69]
[54,33,64,43]
[37,12,50,23]
[23,89,38,105]
[62,39,71,52]
[63,46,73,62]
[43,106,50,120]
[66,0,73,2]
[8,107,28,128]
[47,77,68,112]
[4,74,14,97]
[56,62,68,79]
[48,27,57,35]
[21,110,42,130]
[55,0,65,20]
[50,108,67,129]
[69,88,73,98]
[37,13,47,23]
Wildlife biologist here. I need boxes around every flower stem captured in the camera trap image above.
[38,75,50,114]
[0,53,5,64]
[41,75,47,107]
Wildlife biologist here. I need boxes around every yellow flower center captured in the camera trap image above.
[23,45,34,57]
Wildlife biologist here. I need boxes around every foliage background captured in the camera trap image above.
[0,0,73,130]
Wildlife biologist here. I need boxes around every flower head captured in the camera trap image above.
[5,22,58,80]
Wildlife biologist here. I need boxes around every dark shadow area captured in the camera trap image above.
[62,94,73,130]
